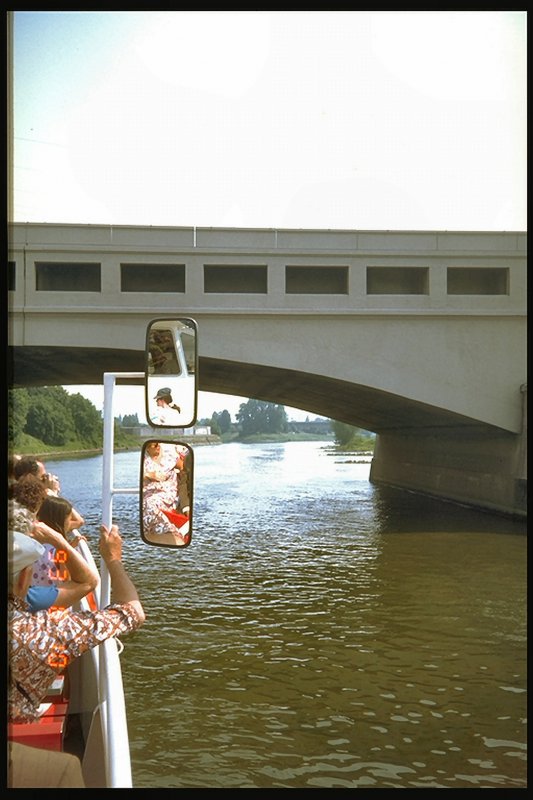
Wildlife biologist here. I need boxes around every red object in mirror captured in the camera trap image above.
[161,508,189,529]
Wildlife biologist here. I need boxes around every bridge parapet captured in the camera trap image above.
[8,223,526,318]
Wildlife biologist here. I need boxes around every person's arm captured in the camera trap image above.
[144,468,165,482]
[42,471,61,495]
[99,524,145,624]
[29,521,99,608]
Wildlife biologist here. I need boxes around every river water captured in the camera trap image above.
[46,441,527,789]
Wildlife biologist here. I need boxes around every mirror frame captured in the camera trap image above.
[145,317,198,429]
[139,438,194,549]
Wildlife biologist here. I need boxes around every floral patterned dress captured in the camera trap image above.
[142,445,187,538]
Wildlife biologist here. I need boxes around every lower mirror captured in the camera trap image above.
[140,439,193,548]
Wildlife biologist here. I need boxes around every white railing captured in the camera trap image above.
[99,371,144,788]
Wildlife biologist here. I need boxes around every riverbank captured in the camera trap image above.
[12,439,217,460]
[12,430,340,460]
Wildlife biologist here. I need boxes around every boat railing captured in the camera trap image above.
[94,370,144,788]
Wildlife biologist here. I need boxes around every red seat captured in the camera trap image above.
[8,716,67,752]
[8,702,69,752]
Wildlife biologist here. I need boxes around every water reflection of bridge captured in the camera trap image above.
[8,223,526,517]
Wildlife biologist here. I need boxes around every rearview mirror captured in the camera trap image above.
[140,439,194,548]
[145,317,198,428]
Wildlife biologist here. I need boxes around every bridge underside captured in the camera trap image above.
[9,346,526,518]
[10,345,490,434]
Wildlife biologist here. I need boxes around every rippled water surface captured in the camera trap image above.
[48,442,527,788]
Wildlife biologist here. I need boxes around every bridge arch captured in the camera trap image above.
[11,345,487,434]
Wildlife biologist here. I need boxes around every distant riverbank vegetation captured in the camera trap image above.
[8,388,375,456]
[8,386,138,457]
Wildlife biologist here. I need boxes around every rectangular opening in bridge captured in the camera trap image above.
[35,262,101,291]
[121,263,185,292]
[8,261,16,291]
[446,267,509,294]
[285,266,348,294]
[366,267,429,294]
[204,265,267,293]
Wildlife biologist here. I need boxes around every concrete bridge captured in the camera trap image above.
[8,223,527,517]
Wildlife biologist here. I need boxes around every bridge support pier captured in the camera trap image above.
[369,403,527,519]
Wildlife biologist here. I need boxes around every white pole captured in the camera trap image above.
[101,373,115,607]
[100,373,115,784]
[100,371,143,787]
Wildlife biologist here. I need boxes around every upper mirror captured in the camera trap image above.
[145,317,198,428]
[140,439,193,548]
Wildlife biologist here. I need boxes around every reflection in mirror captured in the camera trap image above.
[140,439,194,548]
[146,318,198,428]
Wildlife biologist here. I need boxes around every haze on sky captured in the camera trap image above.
[11,10,526,421]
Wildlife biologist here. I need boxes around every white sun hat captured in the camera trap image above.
[9,530,45,575]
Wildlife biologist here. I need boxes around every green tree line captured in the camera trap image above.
[9,387,374,452]
[205,399,374,450]
[8,386,127,452]
[236,399,289,437]
[330,420,375,449]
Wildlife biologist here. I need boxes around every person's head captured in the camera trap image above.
[9,530,45,596]
[8,474,48,514]
[8,454,21,482]
[37,495,84,535]
[145,441,161,459]
[154,388,173,407]
[13,457,46,482]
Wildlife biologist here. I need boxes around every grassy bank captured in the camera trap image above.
[11,430,373,460]
[11,431,222,459]
[10,431,140,459]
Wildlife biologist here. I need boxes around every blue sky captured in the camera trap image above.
[11,10,527,420]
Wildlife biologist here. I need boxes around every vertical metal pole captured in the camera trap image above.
[99,371,143,787]
[100,373,114,785]
[101,372,115,607]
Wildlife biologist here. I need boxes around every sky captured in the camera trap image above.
[10,10,527,422]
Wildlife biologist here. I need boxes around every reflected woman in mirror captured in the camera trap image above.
[142,441,190,546]
[152,387,182,426]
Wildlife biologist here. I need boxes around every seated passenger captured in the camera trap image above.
[8,525,145,723]
[33,495,86,587]
[8,474,48,517]
[8,453,21,487]
[8,501,97,613]
[26,521,98,612]
[13,456,61,495]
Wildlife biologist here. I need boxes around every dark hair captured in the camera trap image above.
[8,474,48,513]
[8,454,21,478]
[37,495,73,535]
[13,457,42,481]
